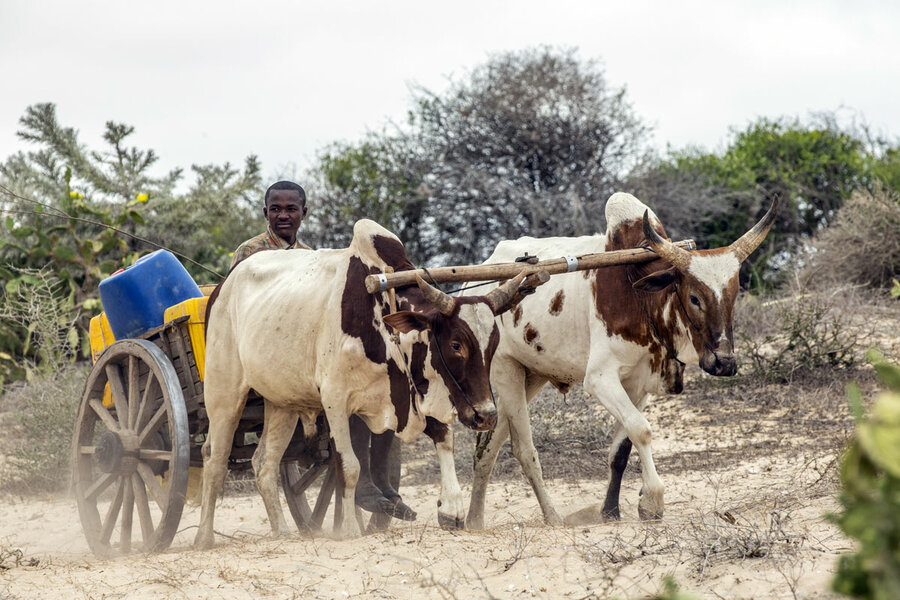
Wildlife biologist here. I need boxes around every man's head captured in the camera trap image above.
[264,181,308,244]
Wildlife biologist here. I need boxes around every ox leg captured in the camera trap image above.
[424,418,464,529]
[324,410,362,538]
[601,424,632,521]
[194,387,249,549]
[498,376,563,526]
[466,413,510,530]
[253,402,299,537]
[585,372,663,521]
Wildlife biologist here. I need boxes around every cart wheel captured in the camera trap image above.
[281,457,364,534]
[72,339,190,556]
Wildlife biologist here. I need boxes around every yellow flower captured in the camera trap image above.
[69,191,84,199]
[136,193,149,203]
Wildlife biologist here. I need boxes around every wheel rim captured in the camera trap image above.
[72,339,189,556]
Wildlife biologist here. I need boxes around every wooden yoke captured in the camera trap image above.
[365,239,695,294]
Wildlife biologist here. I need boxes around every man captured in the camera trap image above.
[230,180,311,269]
[232,180,415,523]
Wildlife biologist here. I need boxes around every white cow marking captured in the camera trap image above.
[687,252,740,301]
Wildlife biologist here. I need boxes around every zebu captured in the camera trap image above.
[462,192,778,528]
[194,219,544,546]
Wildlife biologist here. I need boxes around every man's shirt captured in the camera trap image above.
[230,225,312,270]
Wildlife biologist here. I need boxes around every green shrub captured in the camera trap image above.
[831,350,900,599]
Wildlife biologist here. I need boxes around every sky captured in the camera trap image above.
[2,0,898,189]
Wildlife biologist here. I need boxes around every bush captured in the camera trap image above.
[805,185,900,290]
[832,351,900,599]
[736,287,867,382]
[0,363,88,495]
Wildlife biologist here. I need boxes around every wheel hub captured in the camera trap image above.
[94,430,140,474]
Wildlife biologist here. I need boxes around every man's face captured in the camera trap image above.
[264,189,307,243]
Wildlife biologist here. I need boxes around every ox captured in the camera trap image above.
[461,192,778,529]
[194,220,543,547]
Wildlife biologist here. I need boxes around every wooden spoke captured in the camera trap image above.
[136,463,168,512]
[287,462,326,496]
[120,476,135,553]
[138,449,172,461]
[84,471,117,502]
[134,374,157,432]
[127,355,139,430]
[78,445,97,455]
[139,404,167,445]
[89,398,120,432]
[105,363,129,427]
[99,478,125,546]
[132,474,155,548]
[311,464,337,529]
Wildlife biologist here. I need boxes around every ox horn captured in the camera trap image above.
[642,210,692,271]
[484,270,530,315]
[416,274,455,316]
[729,195,781,262]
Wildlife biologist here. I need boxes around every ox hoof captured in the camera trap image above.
[601,507,621,522]
[438,512,465,530]
[193,533,215,550]
[545,512,565,527]
[465,515,485,531]
[638,486,664,521]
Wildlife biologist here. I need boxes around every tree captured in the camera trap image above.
[409,46,650,264]
[302,47,652,266]
[304,136,430,261]
[0,104,257,375]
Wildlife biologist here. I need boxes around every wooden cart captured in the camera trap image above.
[71,296,362,557]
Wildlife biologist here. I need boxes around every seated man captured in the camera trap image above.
[232,180,415,522]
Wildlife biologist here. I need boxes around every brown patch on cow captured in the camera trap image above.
[512,305,523,327]
[341,256,387,364]
[523,323,539,345]
[408,341,429,400]
[549,290,565,315]
[372,234,416,272]
[387,357,410,433]
[424,416,448,444]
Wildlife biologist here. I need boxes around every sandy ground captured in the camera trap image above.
[0,368,858,600]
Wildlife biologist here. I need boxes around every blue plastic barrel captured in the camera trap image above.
[98,250,203,339]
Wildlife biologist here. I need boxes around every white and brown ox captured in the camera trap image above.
[194,220,544,547]
[461,192,778,529]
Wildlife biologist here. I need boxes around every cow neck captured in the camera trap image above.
[628,271,686,367]
[383,292,425,412]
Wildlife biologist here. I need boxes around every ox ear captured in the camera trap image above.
[383,310,431,334]
[632,268,677,293]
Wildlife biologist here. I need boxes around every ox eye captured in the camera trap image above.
[689,295,701,308]
[450,341,462,353]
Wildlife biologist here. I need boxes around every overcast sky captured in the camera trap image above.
[2,0,898,189]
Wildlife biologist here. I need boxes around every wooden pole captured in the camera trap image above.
[365,239,695,293]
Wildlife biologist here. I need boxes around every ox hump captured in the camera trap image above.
[605,192,662,237]
[349,219,413,271]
